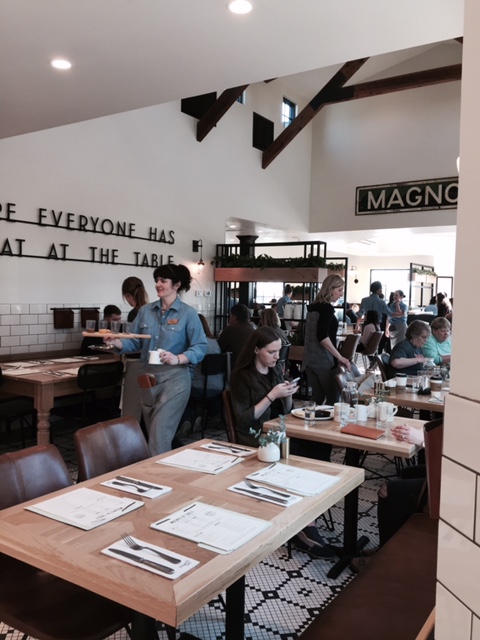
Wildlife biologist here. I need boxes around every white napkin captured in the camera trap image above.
[228,481,302,507]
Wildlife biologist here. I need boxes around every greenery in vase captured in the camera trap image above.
[250,415,286,447]
[411,267,437,276]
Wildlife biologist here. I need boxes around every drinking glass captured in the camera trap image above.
[376,402,388,429]
[85,320,96,333]
[304,401,316,426]
[110,321,122,334]
[98,320,109,332]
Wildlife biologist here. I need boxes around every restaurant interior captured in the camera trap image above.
[0,1,479,639]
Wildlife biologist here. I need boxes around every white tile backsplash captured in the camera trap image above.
[435,583,472,640]
[29,304,47,314]
[10,303,29,314]
[441,458,476,539]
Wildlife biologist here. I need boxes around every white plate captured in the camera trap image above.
[291,406,334,420]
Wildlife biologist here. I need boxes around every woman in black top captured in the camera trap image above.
[122,276,149,322]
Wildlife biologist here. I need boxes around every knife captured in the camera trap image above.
[109,548,175,574]
[210,442,251,453]
[236,488,289,504]
[115,476,162,490]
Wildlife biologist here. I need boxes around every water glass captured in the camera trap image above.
[85,319,96,333]
[376,402,388,429]
[304,401,316,425]
[98,320,109,332]
[340,402,352,428]
[411,376,420,393]
[110,321,122,334]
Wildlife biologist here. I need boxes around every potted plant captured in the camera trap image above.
[250,415,286,462]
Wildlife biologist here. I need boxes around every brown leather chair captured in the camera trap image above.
[338,334,360,362]
[0,444,133,640]
[222,389,239,444]
[358,330,383,371]
[74,416,151,481]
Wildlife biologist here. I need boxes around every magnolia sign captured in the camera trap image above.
[356,177,458,215]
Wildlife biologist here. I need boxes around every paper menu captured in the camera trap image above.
[157,449,243,474]
[25,487,144,530]
[247,463,340,496]
[151,502,271,553]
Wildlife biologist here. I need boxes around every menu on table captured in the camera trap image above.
[26,488,144,530]
[157,449,244,474]
[151,501,271,554]
[247,462,341,496]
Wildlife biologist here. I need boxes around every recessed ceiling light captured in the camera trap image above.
[227,0,253,15]
[50,58,72,70]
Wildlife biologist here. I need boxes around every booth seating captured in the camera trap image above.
[298,418,442,640]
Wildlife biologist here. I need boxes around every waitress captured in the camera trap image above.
[107,264,207,455]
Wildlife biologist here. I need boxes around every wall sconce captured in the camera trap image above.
[350,265,359,284]
[192,240,204,270]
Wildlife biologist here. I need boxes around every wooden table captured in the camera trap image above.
[0,439,364,640]
[0,355,119,445]
[265,413,422,578]
[361,387,446,413]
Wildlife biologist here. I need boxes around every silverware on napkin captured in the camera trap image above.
[236,487,289,504]
[115,476,161,490]
[109,548,174,574]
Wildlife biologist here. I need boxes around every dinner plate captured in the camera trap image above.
[291,406,334,420]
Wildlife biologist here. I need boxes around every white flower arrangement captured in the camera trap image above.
[250,415,286,448]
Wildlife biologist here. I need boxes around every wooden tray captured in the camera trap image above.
[82,332,151,339]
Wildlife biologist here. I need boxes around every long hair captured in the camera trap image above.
[314,274,345,304]
[233,327,281,375]
[198,313,215,339]
[153,264,192,293]
[121,277,149,309]
[259,308,281,328]
[364,309,380,329]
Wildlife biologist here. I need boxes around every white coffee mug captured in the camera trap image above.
[356,404,368,422]
[385,402,398,422]
[333,402,343,422]
[148,349,165,365]
[395,373,407,387]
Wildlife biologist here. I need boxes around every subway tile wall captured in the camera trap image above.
[0,303,216,357]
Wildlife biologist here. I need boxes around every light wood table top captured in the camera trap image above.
[265,414,423,459]
[361,387,446,414]
[0,439,364,635]
[0,354,119,444]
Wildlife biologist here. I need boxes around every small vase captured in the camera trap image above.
[257,442,280,463]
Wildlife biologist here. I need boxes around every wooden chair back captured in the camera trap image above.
[338,334,360,361]
[222,389,239,444]
[424,418,444,519]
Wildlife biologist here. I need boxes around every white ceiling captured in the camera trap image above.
[0,0,464,254]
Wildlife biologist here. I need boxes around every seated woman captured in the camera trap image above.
[356,309,380,353]
[423,317,451,365]
[258,308,289,345]
[388,320,431,378]
[230,327,335,559]
[377,423,427,546]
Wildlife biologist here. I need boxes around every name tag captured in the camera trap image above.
[167,319,178,325]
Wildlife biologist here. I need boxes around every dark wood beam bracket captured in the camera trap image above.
[262,58,369,169]
[197,85,249,142]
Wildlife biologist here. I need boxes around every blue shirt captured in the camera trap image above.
[118,297,207,366]
[388,300,408,327]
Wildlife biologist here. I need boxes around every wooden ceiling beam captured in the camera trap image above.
[262,58,369,169]
[197,85,249,142]
[262,62,461,169]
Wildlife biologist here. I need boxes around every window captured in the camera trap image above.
[281,97,297,128]
[237,91,246,105]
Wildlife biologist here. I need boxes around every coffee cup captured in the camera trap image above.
[148,349,165,365]
[333,402,343,422]
[395,373,407,388]
[385,402,398,422]
[356,404,368,422]
[430,376,443,393]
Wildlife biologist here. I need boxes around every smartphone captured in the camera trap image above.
[289,377,301,385]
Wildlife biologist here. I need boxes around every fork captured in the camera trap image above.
[111,480,149,493]
[122,534,181,564]
[244,479,292,498]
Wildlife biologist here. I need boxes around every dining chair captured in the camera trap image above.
[375,352,391,382]
[190,352,232,437]
[52,361,124,427]
[338,334,361,362]
[0,444,133,640]
[222,389,239,444]
[0,367,37,448]
[74,416,151,481]
[358,331,384,372]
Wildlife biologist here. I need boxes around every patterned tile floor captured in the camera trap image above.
[0,417,397,640]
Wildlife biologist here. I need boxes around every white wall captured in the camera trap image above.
[435,2,480,637]
[310,81,460,235]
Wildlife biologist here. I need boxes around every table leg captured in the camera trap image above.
[327,447,369,579]
[225,575,245,640]
[131,612,158,640]
[34,384,54,445]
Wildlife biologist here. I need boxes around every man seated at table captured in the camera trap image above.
[422,317,451,365]
[80,305,122,355]
[218,303,256,366]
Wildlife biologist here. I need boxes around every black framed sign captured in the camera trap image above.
[356,177,458,215]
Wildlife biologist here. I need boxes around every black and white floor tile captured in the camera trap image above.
[0,418,397,640]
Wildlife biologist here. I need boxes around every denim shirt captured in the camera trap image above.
[118,297,207,366]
